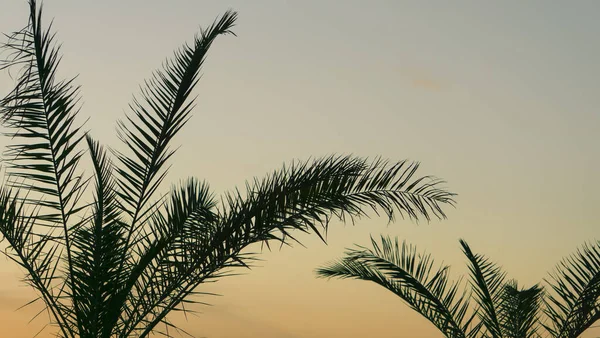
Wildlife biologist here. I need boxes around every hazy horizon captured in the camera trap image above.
[0,1,598,337]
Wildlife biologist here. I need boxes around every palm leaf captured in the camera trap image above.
[0,0,87,335]
[544,241,600,338]
[317,235,472,338]
[107,178,217,338]
[121,156,455,337]
[114,10,237,242]
[0,0,87,221]
[460,240,506,338]
[499,280,544,338]
[0,188,76,337]
[104,11,236,336]
[70,135,129,338]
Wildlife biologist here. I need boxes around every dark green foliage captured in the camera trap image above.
[500,280,544,338]
[317,238,600,338]
[0,1,456,337]
[317,237,475,338]
[544,242,600,338]
[460,239,506,338]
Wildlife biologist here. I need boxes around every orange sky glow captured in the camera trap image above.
[0,1,599,337]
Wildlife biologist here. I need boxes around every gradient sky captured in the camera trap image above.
[0,1,599,337]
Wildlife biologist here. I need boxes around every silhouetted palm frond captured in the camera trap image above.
[114,10,237,237]
[0,187,77,337]
[319,239,600,338]
[0,0,87,222]
[460,240,506,338]
[317,236,474,338]
[0,1,88,335]
[114,177,219,338]
[119,156,455,338]
[499,280,544,338]
[544,241,600,338]
[70,135,129,337]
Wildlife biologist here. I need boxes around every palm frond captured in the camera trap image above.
[460,240,506,338]
[124,156,455,337]
[109,178,217,338]
[0,1,87,335]
[499,280,544,338]
[317,235,471,338]
[544,241,600,338]
[114,10,236,238]
[0,188,75,337]
[0,0,86,221]
[70,135,128,338]
[103,11,236,336]
[221,156,455,242]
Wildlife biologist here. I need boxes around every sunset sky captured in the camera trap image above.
[0,1,599,337]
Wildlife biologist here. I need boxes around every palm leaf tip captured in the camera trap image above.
[113,9,237,223]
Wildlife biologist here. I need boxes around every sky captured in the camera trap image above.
[0,0,599,337]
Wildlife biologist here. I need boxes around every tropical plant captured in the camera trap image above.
[0,1,457,337]
[316,237,600,338]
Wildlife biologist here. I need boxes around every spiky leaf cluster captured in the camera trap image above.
[0,1,456,337]
[317,238,600,338]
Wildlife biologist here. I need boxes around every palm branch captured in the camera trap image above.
[0,0,88,335]
[316,236,476,338]
[318,239,600,338]
[0,1,457,337]
[544,241,600,338]
[499,280,544,338]
[460,240,506,338]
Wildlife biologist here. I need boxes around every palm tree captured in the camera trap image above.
[316,236,600,338]
[0,1,456,337]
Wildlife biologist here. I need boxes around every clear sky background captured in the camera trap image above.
[0,1,599,337]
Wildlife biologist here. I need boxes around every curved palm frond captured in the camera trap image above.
[460,240,506,338]
[544,241,600,338]
[105,10,237,336]
[317,235,472,338]
[0,0,88,335]
[318,238,600,338]
[124,156,455,337]
[499,280,544,338]
[0,0,87,224]
[114,10,237,243]
[218,157,454,251]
